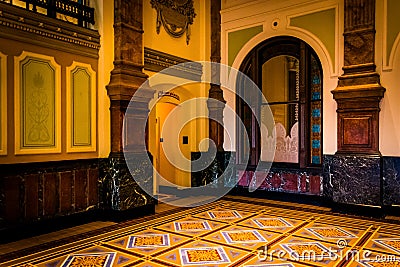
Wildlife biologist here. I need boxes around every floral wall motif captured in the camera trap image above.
[14,52,61,154]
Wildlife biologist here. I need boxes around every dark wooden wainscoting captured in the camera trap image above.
[0,159,99,226]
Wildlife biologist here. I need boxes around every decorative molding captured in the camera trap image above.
[0,52,7,156]
[0,2,100,58]
[14,51,61,155]
[66,62,97,153]
[150,0,196,44]
[144,47,202,80]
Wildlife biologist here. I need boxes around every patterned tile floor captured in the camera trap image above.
[1,196,400,267]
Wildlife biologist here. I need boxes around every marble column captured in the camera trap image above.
[329,0,385,206]
[102,0,154,211]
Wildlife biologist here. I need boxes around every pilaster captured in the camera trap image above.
[332,0,385,155]
[204,0,230,187]
[330,0,385,207]
[103,0,154,211]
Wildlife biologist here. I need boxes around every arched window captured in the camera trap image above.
[237,36,323,169]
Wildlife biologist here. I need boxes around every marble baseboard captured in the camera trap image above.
[324,155,400,207]
[99,152,154,211]
[237,168,323,196]
[325,154,382,206]
[189,153,400,207]
[191,151,236,188]
[383,157,400,206]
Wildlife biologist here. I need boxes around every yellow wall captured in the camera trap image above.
[143,0,210,62]
[97,0,113,158]
[0,38,99,164]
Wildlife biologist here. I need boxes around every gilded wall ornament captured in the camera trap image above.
[150,0,196,44]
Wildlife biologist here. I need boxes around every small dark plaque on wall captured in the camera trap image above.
[183,136,188,144]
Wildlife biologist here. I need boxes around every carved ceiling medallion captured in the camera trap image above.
[150,0,196,44]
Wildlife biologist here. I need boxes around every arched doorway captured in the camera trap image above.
[237,36,324,195]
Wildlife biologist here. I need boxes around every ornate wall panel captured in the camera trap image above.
[14,52,61,154]
[66,62,96,152]
[0,52,6,155]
